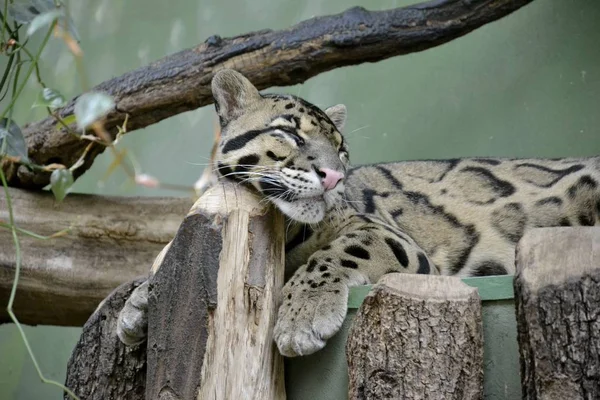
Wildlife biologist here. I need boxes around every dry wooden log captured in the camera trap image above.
[514,227,600,399]
[147,182,286,400]
[6,0,535,189]
[346,273,483,400]
[0,187,191,326]
[64,277,148,400]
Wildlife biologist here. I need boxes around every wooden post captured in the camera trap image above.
[514,227,600,399]
[146,182,286,400]
[346,273,484,400]
[65,182,286,399]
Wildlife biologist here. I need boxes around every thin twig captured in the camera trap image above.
[0,165,80,400]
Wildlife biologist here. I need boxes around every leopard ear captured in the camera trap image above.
[211,69,261,125]
[325,104,347,132]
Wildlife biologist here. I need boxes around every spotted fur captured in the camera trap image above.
[117,69,600,358]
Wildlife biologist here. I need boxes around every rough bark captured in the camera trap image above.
[146,182,286,400]
[0,187,191,326]
[346,273,483,400]
[514,227,600,400]
[64,278,148,400]
[6,0,535,189]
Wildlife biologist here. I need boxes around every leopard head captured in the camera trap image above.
[211,69,349,223]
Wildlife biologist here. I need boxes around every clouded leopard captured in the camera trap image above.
[117,69,600,357]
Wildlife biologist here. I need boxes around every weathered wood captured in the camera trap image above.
[146,182,286,400]
[65,278,148,400]
[346,273,483,400]
[6,0,535,189]
[0,187,191,326]
[514,227,600,400]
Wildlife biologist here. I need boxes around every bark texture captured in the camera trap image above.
[64,278,148,400]
[0,187,191,326]
[146,182,286,400]
[346,273,483,400]
[514,227,600,400]
[6,0,535,189]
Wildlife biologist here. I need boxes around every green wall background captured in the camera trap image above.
[0,0,599,398]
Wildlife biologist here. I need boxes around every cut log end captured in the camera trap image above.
[515,227,600,400]
[346,273,483,400]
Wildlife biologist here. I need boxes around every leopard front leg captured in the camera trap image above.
[274,220,436,357]
[117,280,149,346]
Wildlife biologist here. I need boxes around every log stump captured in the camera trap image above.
[64,278,148,400]
[514,227,600,399]
[65,182,286,400]
[346,273,483,400]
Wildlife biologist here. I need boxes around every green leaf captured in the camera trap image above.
[26,8,63,36]
[74,92,115,130]
[50,169,73,202]
[0,119,29,162]
[33,88,67,110]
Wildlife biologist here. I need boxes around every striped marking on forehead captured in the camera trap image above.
[269,117,296,128]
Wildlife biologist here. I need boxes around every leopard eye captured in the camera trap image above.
[274,127,305,147]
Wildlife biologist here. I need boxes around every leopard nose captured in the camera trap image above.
[318,168,344,191]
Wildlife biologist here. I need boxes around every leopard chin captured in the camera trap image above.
[272,197,328,223]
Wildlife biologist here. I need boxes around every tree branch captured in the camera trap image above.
[0,187,191,326]
[7,0,534,189]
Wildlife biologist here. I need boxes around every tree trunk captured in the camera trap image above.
[146,182,286,400]
[0,187,191,326]
[64,278,148,400]
[514,227,600,400]
[6,0,535,189]
[346,273,483,400]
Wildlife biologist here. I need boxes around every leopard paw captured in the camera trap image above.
[274,280,348,357]
[117,280,149,346]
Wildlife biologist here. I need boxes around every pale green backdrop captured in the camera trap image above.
[0,0,599,398]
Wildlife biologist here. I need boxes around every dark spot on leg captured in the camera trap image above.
[472,261,508,276]
[416,253,430,274]
[384,237,409,268]
[341,259,358,269]
[344,245,370,260]
[578,213,594,226]
[307,259,318,272]
[319,265,328,272]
